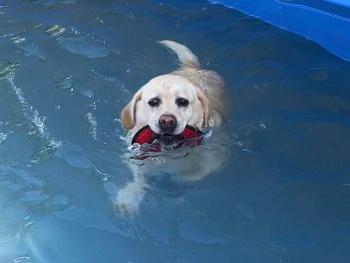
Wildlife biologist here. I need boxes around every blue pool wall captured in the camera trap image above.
[209,0,350,61]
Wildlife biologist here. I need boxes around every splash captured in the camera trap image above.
[46,24,66,38]
[85,112,97,140]
[0,62,62,162]
[0,61,19,79]
[7,76,48,138]
[30,139,62,164]
[0,133,8,144]
[11,35,26,44]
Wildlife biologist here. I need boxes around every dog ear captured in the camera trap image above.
[120,91,142,130]
[196,88,212,128]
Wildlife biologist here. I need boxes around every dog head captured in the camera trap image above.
[120,75,212,145]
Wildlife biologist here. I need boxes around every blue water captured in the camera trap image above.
[1,1,350,262]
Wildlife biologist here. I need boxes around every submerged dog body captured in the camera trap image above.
[117,40,227,215]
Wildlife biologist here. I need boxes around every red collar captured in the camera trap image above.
[132,125,203,145]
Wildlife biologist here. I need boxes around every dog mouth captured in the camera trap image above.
[156,133,182,145]
[131,125,203,146]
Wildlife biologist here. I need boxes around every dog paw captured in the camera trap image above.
[114,183,145,218]
[115,195,139,218]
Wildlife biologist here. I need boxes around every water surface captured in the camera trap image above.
[0,1,350,262]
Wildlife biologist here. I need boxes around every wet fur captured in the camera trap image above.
[116,40,227,216]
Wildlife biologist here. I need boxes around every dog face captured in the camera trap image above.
[121,75,211,144]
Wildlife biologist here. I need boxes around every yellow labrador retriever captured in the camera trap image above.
[116,40,228,216]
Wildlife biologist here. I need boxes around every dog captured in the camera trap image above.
[115,40,228,216]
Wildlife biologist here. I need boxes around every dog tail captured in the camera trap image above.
[159,40,200,68]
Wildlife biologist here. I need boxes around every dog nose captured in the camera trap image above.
[159,114,177,133]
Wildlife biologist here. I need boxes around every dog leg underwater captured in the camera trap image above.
[115,165,147,217]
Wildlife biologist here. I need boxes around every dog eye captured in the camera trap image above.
[176,97,189,107]
[148,97,161,107]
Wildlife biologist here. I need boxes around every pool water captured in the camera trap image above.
[1,0,350,262]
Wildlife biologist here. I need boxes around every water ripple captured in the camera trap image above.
[57,37,110,59]
[0,62,61,163]
[46,24,66,38]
